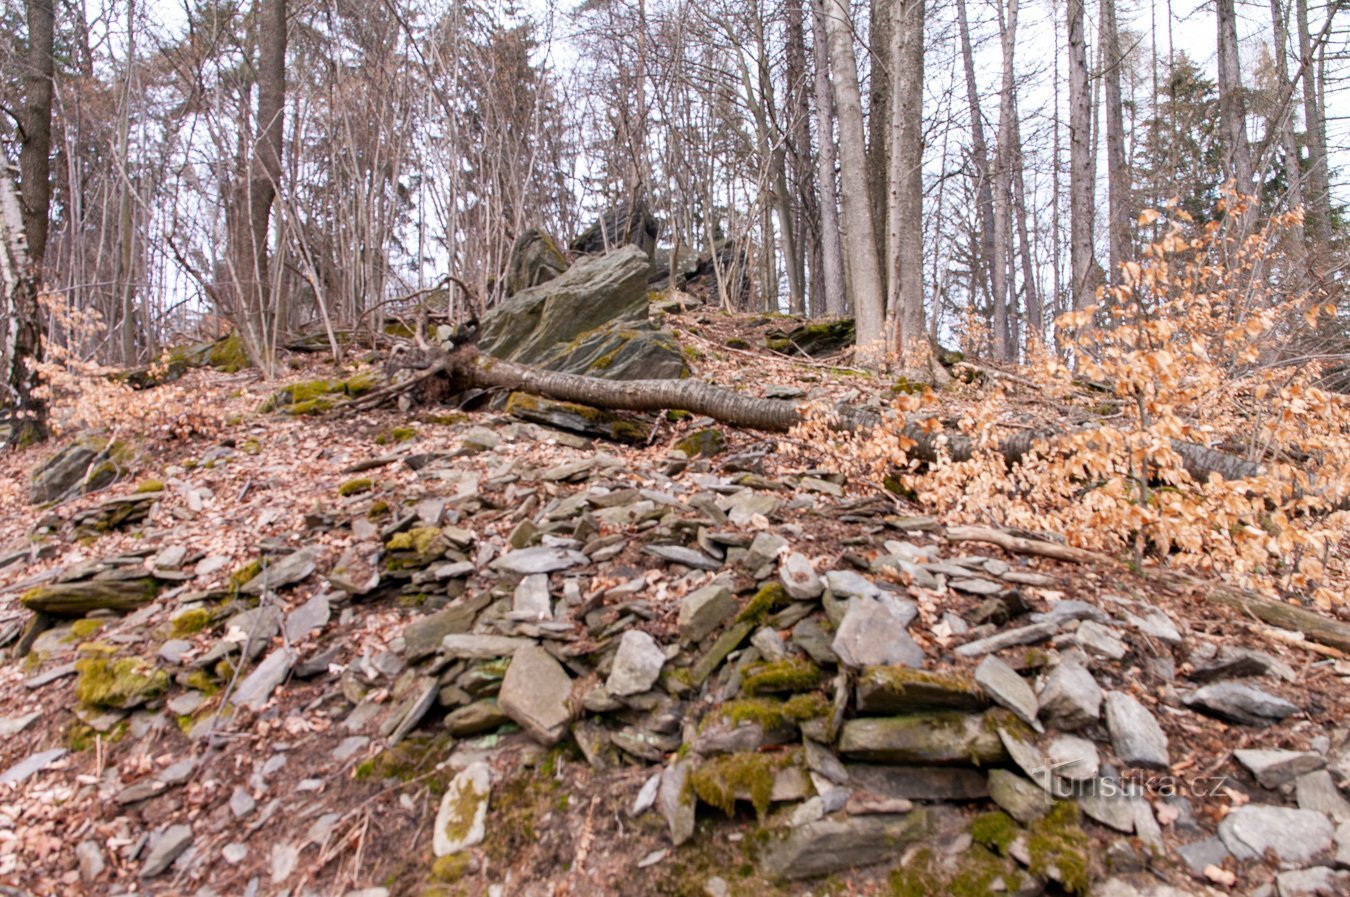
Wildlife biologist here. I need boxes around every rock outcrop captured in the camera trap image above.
[477,244,687,380]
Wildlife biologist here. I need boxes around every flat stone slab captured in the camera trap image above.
[779,552,823,599]
[758,811,929,881]
[232,648,295,711]
[607,630,665,697]
[1218,804,1334,865]
[440,634,536,660]
[1104,691,1170,770]
[642,544,720,571]
[1234,749,1325,789]
[832,597,923,669]
[498,644,573,744]
[433,762,491,857]
[493,546,589,575]
[845,764,989,801]
[239,546,320,595]
[1184,682,1300,726]
[0,748,67,786]
[1038,661,1102,730]
[140,824,193,877]
[838,712,1008,765]
[974,654,1040,730]
[854,667,987,714]
[677,584,735,643]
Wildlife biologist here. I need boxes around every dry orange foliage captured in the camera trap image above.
[33,294,227,441]
[799,204,1349,608]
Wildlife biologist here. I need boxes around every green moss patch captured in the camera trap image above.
[74,653,168,709]
[339,477,375,497]
[375,426,418,445]
[1026,801,1092,894]
[689,750,800,821]
[206,333,250,372]
[674,428,726,459]
[741,658,824,696]
[171,607,216,637]
[720,694,828,729]
[735,583,791,625]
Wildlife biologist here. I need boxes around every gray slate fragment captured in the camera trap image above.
[0,748,67,785]
[1234,749,1325,789]
[1175,837,1231,876]
[1038,661,1103,730]
[1104,691,1170,770]
[1297,769,1350,822]
[239,546,320,595]
[831,596,924,669]
[141,824,194,877]
[1276,867,1349,897]
[1074,620,1128,660]
[677,584,735,643]
[779,552,823,599]
[1047,734,1101,782]
[493,546,588,575]
[643,544,720,570]
[1031,600,1111,627]
[441,634,536,660]
[232,648,295,711]
[974,655,1041,730]
[607,630,665,697]
[0,712,41,736]
[284,592,330,642]
[433,762,491,857]
[823,570,878,599]
[512,574,552,620]
[659,760,696,846]
[955,621,1058,658]
[498,644,573,744]
[988,769,1053,823]
[1184,681,1300,726]
[1218,804,1334,865]
[758,811,928,881]
[845,764,989,801]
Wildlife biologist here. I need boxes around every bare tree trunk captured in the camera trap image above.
[1268,0,1308,272]
[809,0,848,316]
[1216,0,1254,202]
[19,0,55,271]
[822,0,886,363]
[1,168,48,446]
[1067,0,1095,314]
[991,0,1019,360]
[785,0,817,315]
[1100,0,1132,278]
[1012,111,1042,345]
[955,0,996,316]
[867,0,892,279]
[886,0,925,357]
[1296,0,1331,245]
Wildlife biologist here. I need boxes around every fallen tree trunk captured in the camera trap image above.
[440,347,1278,485]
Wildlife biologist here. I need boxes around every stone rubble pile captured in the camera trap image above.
[3,411,1347,897]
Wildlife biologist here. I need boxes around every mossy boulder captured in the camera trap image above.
[855,666,990,714]
[260,372,379,415]
[688,749,810,821]
[674,428,725,458]
[207,333,251,372]
[505,228,569,296]
[505,393,650,444]
[477,245,687,380]
[837,711,1012,765]
[21,578,159,617]
[74,650,169,709]
[29,435,133,504]
[765,317,855,358]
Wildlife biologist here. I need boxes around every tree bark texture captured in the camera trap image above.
[1216,0,1255,199]
[1100,0,1132,278]
[886,0,925,357]
[822,0,887,364]
[19,0,55,270]
[809,0,849,317]
[1,166,49,445]
[1067,0,1095,313]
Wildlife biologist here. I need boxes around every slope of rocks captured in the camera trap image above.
[0,344,1347,897]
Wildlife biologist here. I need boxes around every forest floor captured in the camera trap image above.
[0,311,1347,897]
